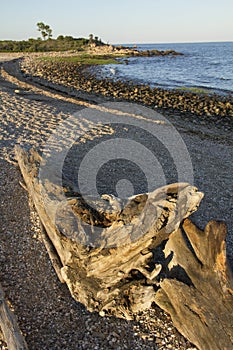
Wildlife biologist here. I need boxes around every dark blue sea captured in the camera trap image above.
[99,42,233,95]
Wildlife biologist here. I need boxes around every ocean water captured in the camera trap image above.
[99,42,233,95]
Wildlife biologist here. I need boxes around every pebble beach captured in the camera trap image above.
[0,52,232,349]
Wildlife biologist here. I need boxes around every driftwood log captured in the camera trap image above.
[15,146,233,350]
[0,282,28,350]
[15,146,203,317]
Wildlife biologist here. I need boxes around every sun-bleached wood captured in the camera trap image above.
[16,145,233,349]
[155,219,233,350]
[0,283,28,350]
[15,145,203,320]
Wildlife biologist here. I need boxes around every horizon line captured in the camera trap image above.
[0,36,232,45]
[113,40,233,45]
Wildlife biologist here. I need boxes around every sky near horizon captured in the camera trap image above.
[0,0,232,44]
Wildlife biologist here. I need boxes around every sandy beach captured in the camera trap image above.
[0,53,232,349]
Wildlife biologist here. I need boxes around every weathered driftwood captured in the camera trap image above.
[155,219,233,350]
[15,145,203,319]
[39,221,65,283]
[0,283,28,350]
[15,145,233,350]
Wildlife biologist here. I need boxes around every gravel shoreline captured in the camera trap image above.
[0,54,232,349]
[20,55,233,117]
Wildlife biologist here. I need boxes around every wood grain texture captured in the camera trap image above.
[155,219,233,350]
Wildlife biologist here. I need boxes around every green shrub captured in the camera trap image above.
[0,36,103,52]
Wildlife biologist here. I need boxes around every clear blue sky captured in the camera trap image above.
[0,0,232,43]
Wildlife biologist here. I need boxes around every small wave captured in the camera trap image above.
[210,62,220,66]
[219,77,232,81]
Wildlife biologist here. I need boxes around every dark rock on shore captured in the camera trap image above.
[85,44,183,57]
[20,57,233,119]
[113,45,183,56]
[130,49,183,57]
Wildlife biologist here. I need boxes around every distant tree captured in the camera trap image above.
[89,33,94,44]
[47,26,52,39]
[37,22,53,40]
[64,35,74,41]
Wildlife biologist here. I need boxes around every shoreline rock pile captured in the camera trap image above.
[87,43,183,57]
[20,57,233,118]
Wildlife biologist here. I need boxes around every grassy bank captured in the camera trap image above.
[39,54,121,65]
